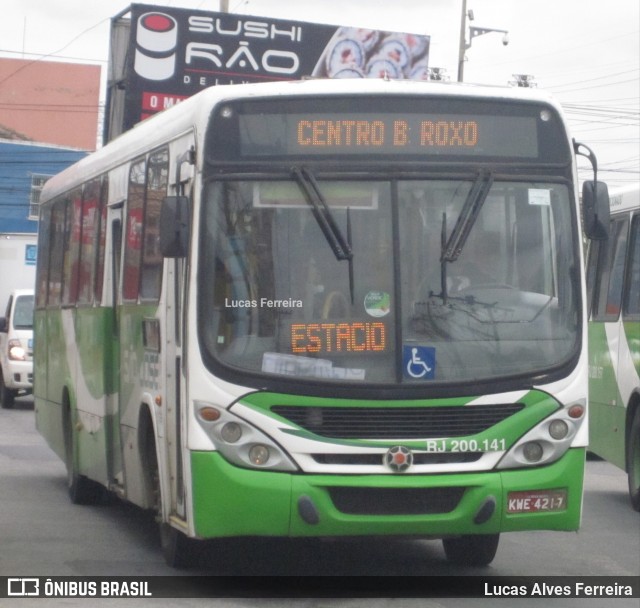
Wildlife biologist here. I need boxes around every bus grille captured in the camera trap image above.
[271,403,524,439]
[327,486,466,515]
[312,452,482,466]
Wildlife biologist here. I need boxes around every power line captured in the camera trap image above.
[477,28,639,70]
[0,48,106,65]
[0,17,109,89]
[549,77,640,95]
[550,68,639,89]
[0,103,102,115]
[563,96,639,104]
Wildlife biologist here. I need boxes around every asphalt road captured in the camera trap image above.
[1,397,638,607]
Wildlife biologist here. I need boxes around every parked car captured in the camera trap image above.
[0,289,34,408]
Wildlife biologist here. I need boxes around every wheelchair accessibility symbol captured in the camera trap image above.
[403,345,436,380]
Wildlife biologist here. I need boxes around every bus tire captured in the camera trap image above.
[627,409,640,512]
[144,422,199,568]
[0,371,16,409]
[442,533,500,566]
[63,405,105,505]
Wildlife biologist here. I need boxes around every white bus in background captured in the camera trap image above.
[587,184,640,510]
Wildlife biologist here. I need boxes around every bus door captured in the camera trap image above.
[106,201,124,490]
[162,141,195,520]
[118,151,173,510]
[163,251,186,517]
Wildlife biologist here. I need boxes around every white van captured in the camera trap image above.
[0,289,34,408]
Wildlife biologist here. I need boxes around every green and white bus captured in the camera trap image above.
[587,184,640,511]
[34,79,610,567]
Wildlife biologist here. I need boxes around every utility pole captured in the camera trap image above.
[457,0,468,83]
[457,0,509,82]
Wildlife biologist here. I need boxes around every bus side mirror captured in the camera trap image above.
[0,317,6,333]
[160,196,190,258]
[582,180,610,240]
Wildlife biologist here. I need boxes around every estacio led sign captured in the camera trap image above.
[119,3,430,134]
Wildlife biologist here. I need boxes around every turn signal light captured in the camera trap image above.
[198,407,221,422]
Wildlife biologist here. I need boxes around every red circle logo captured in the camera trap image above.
[142,14,175,33]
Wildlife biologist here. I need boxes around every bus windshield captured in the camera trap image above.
[199,176,579,387]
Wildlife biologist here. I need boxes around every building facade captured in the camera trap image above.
[0,57,100,150]
[0,139,86,234]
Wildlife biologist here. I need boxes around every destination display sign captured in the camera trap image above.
[207,97,571,164]
[238,112,538,157]
[290,321,388,354]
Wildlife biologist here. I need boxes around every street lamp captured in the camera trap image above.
[457,0,509,82]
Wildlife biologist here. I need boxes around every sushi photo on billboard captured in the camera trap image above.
[315,27,430,80]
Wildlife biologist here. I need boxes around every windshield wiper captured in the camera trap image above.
[442,169,494,263]
[438,170,493,303]
[292,166,355,304]
[292,166,353,261]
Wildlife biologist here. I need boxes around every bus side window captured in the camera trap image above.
[623,214,640,318]
[123,158,146,301]
[593,218,628,321]
[94,178,109,303]
[77,178,102,305]
[36,205,52,308]
[140,148,169,301]
[48,198,68,306]
[62,188,83,306]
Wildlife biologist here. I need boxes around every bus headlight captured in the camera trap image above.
[522,441,544,462]
[195,401,297,472]
[249,444,271,466]
[221,422,242,443]
[548,419,569,440]
[497,402,584,470]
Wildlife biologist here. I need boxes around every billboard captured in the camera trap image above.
[104,4,430,142]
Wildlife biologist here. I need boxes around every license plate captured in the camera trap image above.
[507,489,567,513]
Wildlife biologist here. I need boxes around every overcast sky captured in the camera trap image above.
[0,0,638,190]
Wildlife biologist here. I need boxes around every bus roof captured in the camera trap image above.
[609,184,639,215]
[40,78,568,203]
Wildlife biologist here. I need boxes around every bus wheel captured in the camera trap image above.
[442,533,500,566]
[64,407,105,505]
[145,427,199,568]
[0,371,16,409]
[627,410,640,512]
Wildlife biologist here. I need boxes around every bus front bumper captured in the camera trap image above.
[190,448,584,539]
